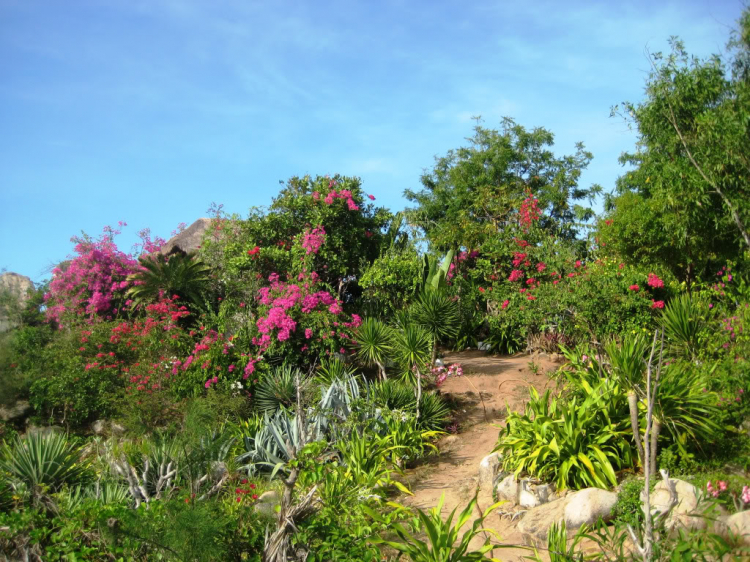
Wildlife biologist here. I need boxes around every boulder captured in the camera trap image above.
[110,422,126,435]
[0,400,31,422]
[92,419,107,435]
[518,487,617,546]
[254,490,281,517]
[160,218,212,256]
[26,425,62,438]
[496,474,520,504]
[478,453,501,492]
[0,272,34,332]
[643,478,706,532]
[563,488,618,529]
[724,510,750,546]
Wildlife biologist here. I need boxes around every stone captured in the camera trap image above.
[643,478,705,532]
[92,419,107,435]
[160,218,212,256]
[519,479,556,508]
[563,488,618,529]
[254,490,282,517]
[0,400,31,422]
[496,474,520,504]
[478,453,501,492]
[724,510,750,546]
[26,425,62,437]
[0,272,34,332]
[110,422,126,435]
[517,495,568,545]
[518,487,617,546]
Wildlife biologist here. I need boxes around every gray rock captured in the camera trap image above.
[563,488,618,529]
[517,495,567,545]
[110,422,126,435]
[160,218,212,256]
[496,474,520,504]
[478,453,501,492]
[0,272,34,332]
[92,419,107,435]
[26,425,62,437]
[0,400,31,422]
[254,490,281,517]
[519,479,557,508]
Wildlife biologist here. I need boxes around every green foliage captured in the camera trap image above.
[612,479,645,529]
[0,432,91,503]
[420,250,454,292]
[526,521,586,562]
[405,118,599,251]
[366,492,505,562]
[496,387,634,490]
[661,293,705,359]
[391,322,432,383]
[360,247,422,316]
[254,364,299,415]
[353,317,393,379]
[370,380,451,431]
[412,290,460,363]
[381,412,443,468]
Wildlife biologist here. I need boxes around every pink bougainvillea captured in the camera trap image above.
[301,226,326,255]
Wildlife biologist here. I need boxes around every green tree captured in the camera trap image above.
[404,118,599,252]
[602,12,750,283]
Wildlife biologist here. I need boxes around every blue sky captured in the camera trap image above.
[0,0,745,283]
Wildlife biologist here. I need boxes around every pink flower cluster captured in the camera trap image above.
[430,363,464,387]
[301,226,326,255]
[647,273,664,289]
[45,225,142,325]
[322,189,360,211]
[519,191,541,231]
[707,480,728,498]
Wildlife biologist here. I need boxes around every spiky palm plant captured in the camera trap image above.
[605,334,650,467]
[127,251,210,308]
[354,317,394,380]
[254,365,299,415]
[661,294,704,359]
[412,290,460,366]
[0,432,90,503]
[391,323,431,419]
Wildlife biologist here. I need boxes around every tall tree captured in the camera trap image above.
[404,118,600,252]
[602,11,750,283]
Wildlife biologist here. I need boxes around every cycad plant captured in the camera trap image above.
[0,432,90,503]
[391,323,432,419]
[354,317,394,380]
[127,251,210,308]
[412,290,460,367]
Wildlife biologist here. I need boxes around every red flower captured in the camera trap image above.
[501,300,509,309]
[629,284,640,292]
[478,287,485,293]
[652,300,665,309]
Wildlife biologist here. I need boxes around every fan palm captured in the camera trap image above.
[412,290,460,366]
[354,317,394,380]
[127,251,210,308]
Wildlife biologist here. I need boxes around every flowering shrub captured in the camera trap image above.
[44,225,142,326]
[429,363,463,388]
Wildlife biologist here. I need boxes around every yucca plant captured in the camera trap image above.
[390,323,432,419]
[365,492,505,562]
[354,317,394,380]
[0,432,90,503]
[254,365,300,414]
[127,251,210,308]
[605,334,650,467]
[370,380,451,430]
[661,294,704,359]
[315,357,357,385]
[412,290,460,366]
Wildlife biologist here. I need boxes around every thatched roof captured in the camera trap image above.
[159,218,212,256]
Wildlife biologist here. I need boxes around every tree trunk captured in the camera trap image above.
[650,419,662,477]
[415,368,422,419]
[376,360,387,381]
[628,392,645,468]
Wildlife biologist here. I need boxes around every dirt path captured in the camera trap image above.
[401,350,561,561]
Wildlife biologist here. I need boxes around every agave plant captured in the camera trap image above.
[127,251,210,308]
[237,410,307,476]
[412,290,460,367]
[0,432,90,503]
[254,365,300,415]
[354,318,394,380]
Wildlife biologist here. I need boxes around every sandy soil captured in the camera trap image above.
[399,350,562,561]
